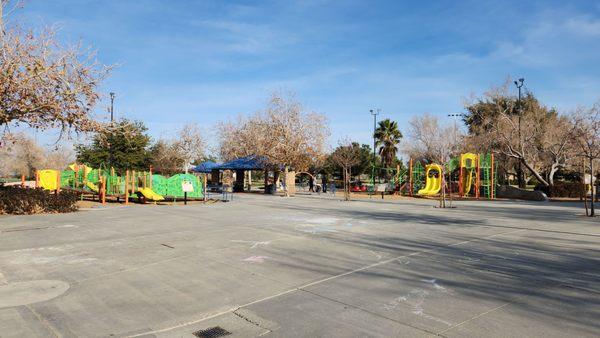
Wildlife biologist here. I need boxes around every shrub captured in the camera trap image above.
[535,182,585,198]
[0,186,79,215]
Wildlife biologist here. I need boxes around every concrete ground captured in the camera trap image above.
[0,194,598,338]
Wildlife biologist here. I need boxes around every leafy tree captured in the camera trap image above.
[374,119,402,169]
[75,119,151,172]
[330,139,361,201]
[323,143,374,179]
[464,84,568,188]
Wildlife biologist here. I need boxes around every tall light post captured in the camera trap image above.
[514,78,524,188]
[109,92,115,122]
[109,92,115,168]
[370,109,380,189]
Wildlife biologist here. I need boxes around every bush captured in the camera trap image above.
[535,182,585,198]
[0,186,79,215]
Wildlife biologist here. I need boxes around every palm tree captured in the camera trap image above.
[374,119,402,170]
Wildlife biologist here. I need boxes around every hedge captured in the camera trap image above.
[535,182,586,198]
[0,186,79,215]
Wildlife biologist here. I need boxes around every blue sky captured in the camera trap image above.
[9,0,600,153]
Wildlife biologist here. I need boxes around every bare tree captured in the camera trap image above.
[218,92,329,196]
[405,113,463,163]
[405,113,463,207]
[175,123,205,173]
[0,133,44,178]
[44,145,75,170]
[571,104,600,216]
[0,2,111,143]
[331,139,361,201]
[539,115,577,188]
[149,139,186,175]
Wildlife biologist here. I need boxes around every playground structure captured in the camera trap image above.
[408,152,497,199]
[364,152,497,199]
[36,163,205,204]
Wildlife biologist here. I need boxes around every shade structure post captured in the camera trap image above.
[125,170,130,205]
[476,154,480,199]
[491,153,495,200]
[409,159,413,197]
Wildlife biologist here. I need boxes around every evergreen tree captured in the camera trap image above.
[75,119,151,172]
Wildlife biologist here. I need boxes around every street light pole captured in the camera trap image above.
[109,92,115,168]
[514,78,524,188]
[109,92,115,122]
[370,109,380,188]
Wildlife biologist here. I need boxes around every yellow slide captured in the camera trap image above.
[460,153,478,196]
[137,187,165,201]
[68,163,92,177]
[86,181,99,192]
[462,169,474,195]
[418,164,442,196]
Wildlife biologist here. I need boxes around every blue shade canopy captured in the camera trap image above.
[217,156,267,171]
[193,161,221,173]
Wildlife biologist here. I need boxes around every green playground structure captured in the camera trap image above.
[37,163,205,204]
[403,152,497,199]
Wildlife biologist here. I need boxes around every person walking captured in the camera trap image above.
[309,176,314,193]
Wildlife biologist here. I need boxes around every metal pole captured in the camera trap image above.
[109,92,115,122]
[514,78,524,188]
[109,92,115,168]
[370,109,380,189]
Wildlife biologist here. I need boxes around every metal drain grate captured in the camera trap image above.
[192,326,231,338]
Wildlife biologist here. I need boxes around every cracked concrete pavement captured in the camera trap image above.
[0,194,598,337]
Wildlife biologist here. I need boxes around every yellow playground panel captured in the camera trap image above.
[38,170,59,190]
[418,164,442,196]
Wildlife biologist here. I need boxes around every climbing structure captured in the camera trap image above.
[36,163,205,204]
[406,152,496,199]
[479,153,496,199]
[409,160,425,196]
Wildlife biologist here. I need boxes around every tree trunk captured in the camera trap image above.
[517,164,525,188]
[282,167,289,197]
[285,169,296,197]
[273,170,281,194]
[343,167,350,201]
[590,159,595,217]
[521,158,550,187]
[582,159,589,216]
[548,162,559,196]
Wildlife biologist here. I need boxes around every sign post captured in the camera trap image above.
[182,180,194,205]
